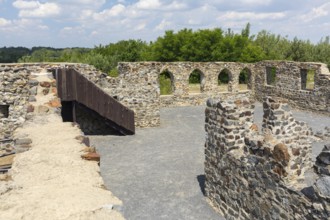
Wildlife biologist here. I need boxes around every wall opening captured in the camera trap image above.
[218,69,231,92]
[61,101,122,135]
[266,67,277,86]
[189,69,204,94]
[239,68,252,91]
[301,69,315,90]
[0,105,9,119]
[159,70,174,95]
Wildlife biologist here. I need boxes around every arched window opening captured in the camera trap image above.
[159,70,174,95]
[218,69,231,92]
[266,67,277,86]
[239,68,252,90]
[189,69,204,93]
[301,69,315,90]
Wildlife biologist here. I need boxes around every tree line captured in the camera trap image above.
[1,24,329,75]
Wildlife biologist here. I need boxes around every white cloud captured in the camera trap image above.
[135,0,162,10]
[300,2,330,22]
[13,1,61,18]
[218,11,286,21]
[155,19,171,30]
[0,18,11,26]
[12,0,39,9]
[1,0,330,47]
[239,0,272,6]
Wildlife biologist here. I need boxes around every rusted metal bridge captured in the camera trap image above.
[56,69,135,135]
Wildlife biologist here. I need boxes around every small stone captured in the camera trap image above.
[26,105,35,113]
[273,143,290,166]
[39,81,51,88]
[51,80,57,87]
[315,176,330,198]
[51,87,57,95]
[316,151,330,165]
[47,98,61,108]
[81,152,100,162]
[301,186,317,201]
[250,124,258,132]
[36,105,49,114]
[292,148,300,156]
[15,138,32,145]
[42,88,50,95]
[28,96,37,102]
[28,79,39,86]
[29,86,38,95]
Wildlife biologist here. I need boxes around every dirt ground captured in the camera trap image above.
[0,72,124,220]
[0,113,124,220]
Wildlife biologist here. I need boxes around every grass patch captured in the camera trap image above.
[306,69,315,90]
[159,71,173,95]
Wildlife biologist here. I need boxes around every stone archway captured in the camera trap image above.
[159,70,175,95]
[218,68,232,92]
[239,68,252,91]
[188,69,205,94]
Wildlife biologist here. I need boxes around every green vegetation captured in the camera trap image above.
[0,47,30,63]
[266,67,277,86]
[307,69,315,90]
[189,70,202,84]
[1,23,330,93]
[218,69,230,85]
[239,68,250,84]
[159,71,173,95]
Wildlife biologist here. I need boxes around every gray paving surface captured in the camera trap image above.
[90,103,330,220]
[90,106,224,220]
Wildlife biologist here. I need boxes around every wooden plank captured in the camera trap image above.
[61,69,67,100]
[57,69,63,99]
[71,69,77,100]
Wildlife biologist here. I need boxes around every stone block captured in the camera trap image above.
[273,143,290,166]
[81,152,100,162]
[15,138,32,145]
[47,98,61,108]
[39,81,51,88]
[42,88,50,95]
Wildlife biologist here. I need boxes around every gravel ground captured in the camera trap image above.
[90,103,330,220]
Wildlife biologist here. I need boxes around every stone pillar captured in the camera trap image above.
[262,96,313,180]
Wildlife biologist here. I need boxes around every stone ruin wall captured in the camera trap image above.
[1,61,330,219]
[205,97,330,219]
[254,61,330,115]
[1,61,330,136]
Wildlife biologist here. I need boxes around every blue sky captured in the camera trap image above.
[0,0,329,48]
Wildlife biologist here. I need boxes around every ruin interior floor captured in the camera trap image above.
[90,104,330,220]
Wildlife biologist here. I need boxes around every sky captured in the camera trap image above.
[0,0,329,48]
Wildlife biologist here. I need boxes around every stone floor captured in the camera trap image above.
[90,103,330,220]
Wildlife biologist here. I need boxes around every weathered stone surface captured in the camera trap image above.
[39,81,51,88]
[317,152,330,165]
[81,152,100,162]
[15,138,32,145]
[36,105,49,114]
[315,176,330,198]
[273,143,290,166]
[42,88,50,95]
[205,97,330,220]
[47,98,61,108]
[28,79,39,86]
[26,105,35,113]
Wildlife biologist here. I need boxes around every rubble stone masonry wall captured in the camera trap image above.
[2,61,329,135]
[205,97,330,219]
